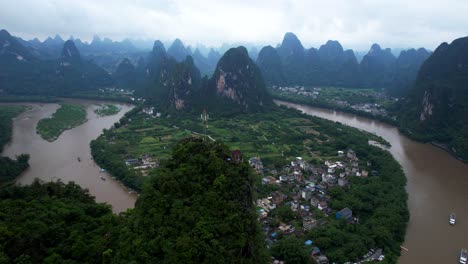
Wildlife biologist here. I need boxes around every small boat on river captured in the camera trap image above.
[450,213,456,225]
[460,248,467,264]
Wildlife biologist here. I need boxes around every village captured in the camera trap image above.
[250,149,384,263]
[271,85,390,117]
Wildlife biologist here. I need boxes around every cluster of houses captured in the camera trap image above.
[142,107,162,117]
[351,103,388,116]
[124,154,159,172]
[251,149,376,264]
[273,85,391,118]
[272,85,320,99]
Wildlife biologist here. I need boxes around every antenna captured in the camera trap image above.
[201,108,209,141]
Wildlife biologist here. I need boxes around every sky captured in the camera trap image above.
[1,0,467,51]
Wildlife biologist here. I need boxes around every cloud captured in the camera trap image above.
[0,0,467,50]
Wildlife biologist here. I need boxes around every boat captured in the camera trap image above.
[460,248,467,264]
[450,213,456,225]
[100,176,106,181]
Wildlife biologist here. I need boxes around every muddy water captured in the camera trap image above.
[1,100,137,213]
[275,100,468,264]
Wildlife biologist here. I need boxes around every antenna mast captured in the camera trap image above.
[201,108,209,141]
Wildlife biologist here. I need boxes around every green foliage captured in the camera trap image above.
[0,105,29,184]
[0,105,27,152]
[271,236,311,264]
[110,138,269,263]
[0,154,30,184]
[0,180,116,263]
[270,205,299,223]
[36,104,87,141]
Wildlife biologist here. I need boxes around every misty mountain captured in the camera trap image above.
[387,48,431,97]
[359,44,396,87]
[0,30,112,96]
[167,39,191,62]
[256,45,285,85]
[114,58,137,90]
[256,32,429,95]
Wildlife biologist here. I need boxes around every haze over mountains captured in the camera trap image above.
[1,27,467,158]
[256,32,431,96]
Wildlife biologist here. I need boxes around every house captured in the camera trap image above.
[300,204,310,211]
[290,201,299,211]
[232,150,243,163]
[318,201,328,211]
[262,176,277,185]
[311,247,321,256]
[279,175,288,182]
[347,149,356,159]
[303,216,317,231]
[301,188,313,200]
[311,198,319,207]
[336,207,353,221]
[314,255,329,264]
[278,223,295,234]
[271,191,287,205]
[249,157,264,174]
[338,178,349,187]
[125,158,141,166]
[361,170,369,177]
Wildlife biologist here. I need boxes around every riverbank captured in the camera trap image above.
[271,94,398,126]
[2,101,136,213]
[0,105,30,185]
[274,96,467,163]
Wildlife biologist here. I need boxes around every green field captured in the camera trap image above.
[92,106,389,184]
[94,104,120,116]
[36,103,87,141]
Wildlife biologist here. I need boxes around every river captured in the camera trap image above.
[1,99,137,213]
[2,98,467,262]
[275,100,468,263]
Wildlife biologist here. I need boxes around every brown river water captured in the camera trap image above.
[1,99,137,213]
[2,99,467,262]
[275,100,468,264]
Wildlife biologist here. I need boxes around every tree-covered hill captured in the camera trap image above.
[399,36,468,161]
[110,138,268,263]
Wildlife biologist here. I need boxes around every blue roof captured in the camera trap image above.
[305,240,313,245]
[271,232,277,237]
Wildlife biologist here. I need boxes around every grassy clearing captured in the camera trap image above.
[36,103,87,141]
[96,106,388,170]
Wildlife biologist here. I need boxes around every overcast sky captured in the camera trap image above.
[1,0,467,51]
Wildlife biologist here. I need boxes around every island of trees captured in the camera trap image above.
[36,103,87,141]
